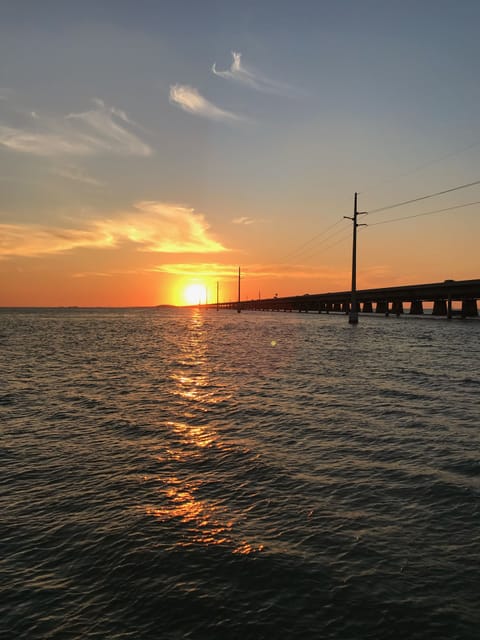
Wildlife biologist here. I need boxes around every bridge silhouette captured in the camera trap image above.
[211,278,480,318]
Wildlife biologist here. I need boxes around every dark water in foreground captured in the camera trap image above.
[1,308,479,639]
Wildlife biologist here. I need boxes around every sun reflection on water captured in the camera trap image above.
[144,310,263,554]
[169,310,232,405]
[145,477,264,554]
[166,420,216,449]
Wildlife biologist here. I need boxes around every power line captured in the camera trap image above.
[291,225,351,263]
[368,178,480,215]
[280,218,344,262]
[360,139,480,196]
[368,200,480,227]
[300,228,352,263]
[275,178,479,271]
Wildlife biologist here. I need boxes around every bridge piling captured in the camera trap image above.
[462,299,478,317]
[410,300,424,315]
[432,299,447,316]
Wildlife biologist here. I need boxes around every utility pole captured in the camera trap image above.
[237,266,241,313]
[216,281,219,311]
[344,192,367,324]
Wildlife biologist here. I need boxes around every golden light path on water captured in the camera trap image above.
[145,309,264,555]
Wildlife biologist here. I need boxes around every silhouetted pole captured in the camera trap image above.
[216,281,219,311]
[344,192,367,324]
[237,266,241,313]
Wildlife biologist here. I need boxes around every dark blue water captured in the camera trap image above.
[1,308,479,639]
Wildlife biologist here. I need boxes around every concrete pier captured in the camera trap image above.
[432,299,447,316]
[392,300,404,315]
[410,300,424,315]
[462,299,478,317]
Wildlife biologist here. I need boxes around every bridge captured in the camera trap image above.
[212,278,480,317]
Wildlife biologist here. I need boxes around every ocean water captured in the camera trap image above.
[1,307,479,640]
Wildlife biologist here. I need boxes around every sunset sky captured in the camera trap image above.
[1,0,479,306]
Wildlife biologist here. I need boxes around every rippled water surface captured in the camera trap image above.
[1,308,479,639]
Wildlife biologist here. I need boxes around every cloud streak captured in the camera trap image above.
[152,263,238,277]
[0,201,227,258]
[0,99,152,157]
[212,51,294,95]
[51,164,104,186]
[154,262,350,280]
[169,84,243,122]
[232,216,255,225]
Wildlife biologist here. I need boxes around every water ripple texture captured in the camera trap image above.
[1,308,479,639]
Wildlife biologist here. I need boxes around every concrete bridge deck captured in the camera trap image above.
[212,278,480,317]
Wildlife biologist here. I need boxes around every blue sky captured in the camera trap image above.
[1,1,479,305]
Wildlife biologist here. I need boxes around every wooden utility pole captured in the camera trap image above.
[237,267,241,313]
[344,193,367,324]
[216,281,219,311]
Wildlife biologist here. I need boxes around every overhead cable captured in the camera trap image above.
[368,179,480,215]
[368,200,480,227]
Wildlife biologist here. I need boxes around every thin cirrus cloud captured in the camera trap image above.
[212,51,295,96]
[0,201,227,259]
[152,263,238,277]
[232,216,255,225]
[51,164,105,187]
[169,84,243,122]
[0,98,152,157]
[155,262,350,281]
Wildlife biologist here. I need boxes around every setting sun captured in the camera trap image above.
[183,283,207,306]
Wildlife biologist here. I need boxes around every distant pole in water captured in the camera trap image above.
[344,192,367,324]
[216,281,219,312]
[237,266,241,313]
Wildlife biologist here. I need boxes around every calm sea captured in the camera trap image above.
[1,308,479,639]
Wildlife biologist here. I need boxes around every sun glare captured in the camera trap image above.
[183,283,207,306]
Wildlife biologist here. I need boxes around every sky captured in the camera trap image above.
[1,0,479,306]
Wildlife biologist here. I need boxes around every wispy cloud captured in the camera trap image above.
[0,223,113,257]
[51,164,104,187]
[212,51,294,95]
[152,263,237,277]
[232,216,255,225]
[169,84,243,122]
[0,201,227,258]
[72,268,141,279]
[0,98,152,156]
[154,262,349,281]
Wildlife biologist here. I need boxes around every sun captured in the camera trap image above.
[183,283,207,306]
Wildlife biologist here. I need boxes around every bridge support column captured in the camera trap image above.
[432,299,447,316]
[392,300,404,316]
[410,299,423,315]
[326,302,332,313]
[362,301,373,313]
[333,303,342,312]
[462,299,478,317]
[341,301,349,313]
[376,300,388,314]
